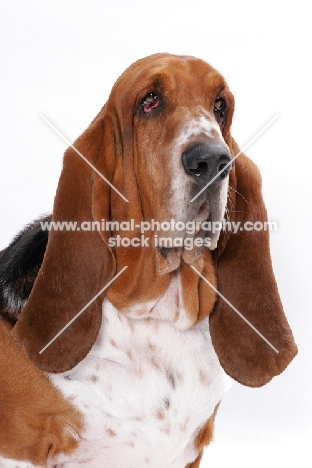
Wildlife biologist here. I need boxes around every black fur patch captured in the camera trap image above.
[0,215,50,325]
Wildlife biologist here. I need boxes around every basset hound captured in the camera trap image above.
[0,53,297,468]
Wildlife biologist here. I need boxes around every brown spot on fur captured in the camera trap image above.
[106,428,116,437]
[180,416,190,433]
[148,342,157,352]
[162,424,171,435]
[78,459,93,465]
[151,357,160,370]
[156,409,165,420]
[199,368,208,384]
[146,317,160,331]
[110,338,118,348]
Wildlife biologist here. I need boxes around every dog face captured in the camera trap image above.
[107,55,234,264]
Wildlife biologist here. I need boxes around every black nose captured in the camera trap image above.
[182,143,232,184]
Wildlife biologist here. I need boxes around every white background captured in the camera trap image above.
[0,1,311,466]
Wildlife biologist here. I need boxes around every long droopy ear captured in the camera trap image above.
[210,137,297,387]
[12,116,116,372]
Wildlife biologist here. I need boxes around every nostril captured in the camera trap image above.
[188,161,208,177]
[218,162,230,179]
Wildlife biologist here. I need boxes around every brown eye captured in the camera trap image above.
[214,97,226,123]
[140,92,160,114]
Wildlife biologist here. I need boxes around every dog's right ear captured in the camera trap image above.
[13,116,117,373]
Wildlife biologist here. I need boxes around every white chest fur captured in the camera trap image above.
[48,299,226,468]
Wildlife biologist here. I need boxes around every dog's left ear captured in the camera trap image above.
[12,116,117,373]
[210,137,298,387]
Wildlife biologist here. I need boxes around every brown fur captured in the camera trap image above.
[195,403,220,451]
[186,453,203,468]
[0,319,83,465]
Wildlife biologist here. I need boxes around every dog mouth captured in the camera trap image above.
[155,193,227,274]
[154,167,229,273]
[156,200,214,272]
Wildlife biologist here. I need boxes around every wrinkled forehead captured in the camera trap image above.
[110,54,227,106]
